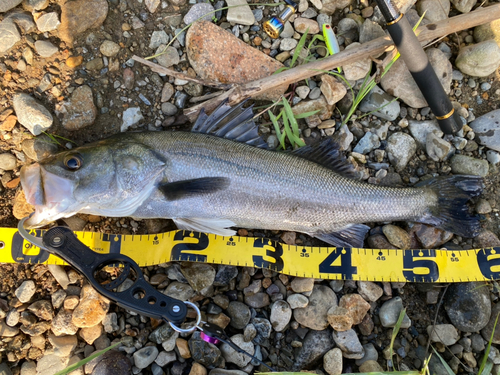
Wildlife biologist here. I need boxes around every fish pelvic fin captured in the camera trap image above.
[313,224,370,248]
[416,175,484,238]
[191,99,268,148]
[159,177,230,201]
[292,138,359,179]
[173,218,237,236]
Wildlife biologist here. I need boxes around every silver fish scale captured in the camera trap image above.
[131,131,433,235]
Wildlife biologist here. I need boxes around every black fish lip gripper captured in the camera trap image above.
[17,215,194,329]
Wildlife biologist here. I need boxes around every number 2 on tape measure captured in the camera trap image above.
[171,231,209,262]
[319,248,357,279]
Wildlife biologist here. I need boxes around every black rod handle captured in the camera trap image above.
[376,0,462,135]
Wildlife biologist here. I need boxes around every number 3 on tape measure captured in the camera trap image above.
[252,239,284,272]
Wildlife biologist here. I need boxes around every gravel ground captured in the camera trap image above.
[1,0,500,374]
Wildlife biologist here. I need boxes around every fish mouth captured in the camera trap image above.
[20,163,76,228]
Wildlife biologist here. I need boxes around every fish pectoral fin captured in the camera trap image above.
[159,177,230,201]
[172,218,237,236]
[291,138,359,179]
[313,224,370,248]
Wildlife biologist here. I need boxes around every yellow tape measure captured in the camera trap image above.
[1,227,499,282]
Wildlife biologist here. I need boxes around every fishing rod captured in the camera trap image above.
[375,0,462,135]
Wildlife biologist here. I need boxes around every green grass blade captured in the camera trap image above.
[479,360,493,375]
[294,110,320,119]
[432,347,455,375]
[307,34,324,50]
[273,66,290,75]
[357,97,399,120]
[282,99,300,138]
[54,341,122,375]
[478,312,499,375]
[268,110,285,149]
[290,28,309,68]
[281,110,295,147]
[388,308,406,371]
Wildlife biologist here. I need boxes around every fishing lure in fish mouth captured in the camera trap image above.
[322,23,342,73]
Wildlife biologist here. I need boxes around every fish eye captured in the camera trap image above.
[64,153,83,171]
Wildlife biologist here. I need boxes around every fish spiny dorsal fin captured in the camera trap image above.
[191,99,268,148]
[292,138,359,179]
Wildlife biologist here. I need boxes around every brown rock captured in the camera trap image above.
[409,223,453,248]
[59,0,108,46]
[79,324,102,344]
[327,306,353,331]
[294,17,320,34]
[71,284,109,328]
[0,115,17,131]
[189,363,207,375]
[176,338,191,358]
[5,177,20,189]
[66,56,83,68]
[366,234,395,249]
[186,21,286,101]
[13,190,34,220]
[382,224,410,249]
[51,309,79,336]
[358,312,374,336]
[207,312,231,329]
[320,74,347,105]
[338,293,370,325]
[474,230,500,247]
[60,85,97,131]
[292,96,333,121]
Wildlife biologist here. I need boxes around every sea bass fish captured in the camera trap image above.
[20,101,483,247]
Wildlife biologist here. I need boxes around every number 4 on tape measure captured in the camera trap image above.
[319,248,357,279]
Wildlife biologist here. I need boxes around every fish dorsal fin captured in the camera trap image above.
[292,138,358,179]
[191,99,268,148]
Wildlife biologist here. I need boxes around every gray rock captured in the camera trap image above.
[35,12,60,32]
[487,150,500,164]
[121,107,143,132]
[252,317,272,344]
[334,124,353,151]
[359,85,400,121]
[0,153,17,171]
[0,19,21,54]
[226,0,255,25]
[0,321,19,337]
[15,280,36,303]
[155,45,179,68]
[35,354,67,375]
[227,301,251,329]
[416,0,450,22]
[245,292,270,308]
[444,282,491,332]
[450,154,489,177]
[34,40,58,57]
[149,30,169,49]
[386,132,416,171]
[337,18,359,44]
[379,297,411,328]
[133,346,159,369]
[359,19,385,44]
[482,304,500,345]
[332,329,365,359]
[426,132,453,161]
[161,102,177,116]
[469,109,500,152]
[183,3,214,24]
[270,300,291,332]
[102,313,118,333]
[292,329,335,371]
[353,132,380,154]
[342,42,371,81]
[209,369,246,375]
[280,38,298,51]
[213,265,238,286]
[287,293,309,309]
[181,263,215,292]
[155,351,176,367]
[280,21,294,38]
[427,324,459,346]
[381,48,452,108]
[189,337,223,367]
[408,120,443,148]
[323,348,342,375]
[93,351,132,375]
[7,10,36,33]
[59,85,97,131]
[163,281,194,301]
[221,334,254,367]
[451,0,477,13]
[294,285,337,330]
[456,40,500,77]
[99,40,120,57]
[0,0,23,12]
[355,343,378,366]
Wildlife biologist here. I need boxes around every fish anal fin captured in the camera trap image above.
[191,99,267,148]
[173,218,236,236]
[292,138,358,179]
[159,177,230,201]
[313,224,370,248]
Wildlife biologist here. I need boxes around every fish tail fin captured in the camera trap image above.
[417,175,484,238]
